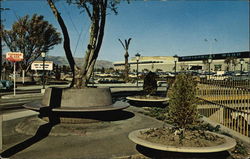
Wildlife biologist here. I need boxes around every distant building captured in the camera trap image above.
[179,51,250,72]
[113,51,250,73]
[113,56,175,72]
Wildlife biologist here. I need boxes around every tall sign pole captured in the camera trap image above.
[13,61,16,95]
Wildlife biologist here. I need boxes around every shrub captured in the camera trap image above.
[168,73,198,129]
[144,107,167,121]
[143,71,157,95]
[233,141,247,155]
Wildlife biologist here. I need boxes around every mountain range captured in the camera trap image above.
[46,56,114,69]
[2,55,114,69]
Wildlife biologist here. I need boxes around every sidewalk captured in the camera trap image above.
[1,107,165,159]
[1,84,69,99]
[1,83,167,99]
[1,93,44,99]
[16,84,70,91]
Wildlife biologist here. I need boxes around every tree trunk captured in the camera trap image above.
[79,0,107,88]
[47,0,76,88]
[48,0,107,88]
[124,51,129,82]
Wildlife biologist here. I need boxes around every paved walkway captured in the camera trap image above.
[1,83,167,99]
[1,107,164,159]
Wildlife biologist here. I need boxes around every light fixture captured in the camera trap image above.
[135,53,141,61]
[240,58,244,65]
[208,54,212,64]
[41,52,46,58]
[173,54,178,62]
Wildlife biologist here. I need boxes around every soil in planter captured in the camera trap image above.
[138,127,226,147]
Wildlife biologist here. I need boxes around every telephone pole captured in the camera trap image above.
[0,1,10,79]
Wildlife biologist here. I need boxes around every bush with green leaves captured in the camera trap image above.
[143,71,157,95]
[144,107,167,121]
[168,73,198,128]
[233,141,248,155]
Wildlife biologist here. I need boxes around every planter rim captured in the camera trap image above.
[128,128,236,153]
[24,100,129,112]
[126,96,169,102]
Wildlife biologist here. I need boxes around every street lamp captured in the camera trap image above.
[173,54,178,75]
[41,52,46,91]
[135,53,141,87]
[208,54,213,80]
[240,58,244,75]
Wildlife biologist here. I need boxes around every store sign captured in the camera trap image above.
[6,52,24,62]
[31,61,53,71]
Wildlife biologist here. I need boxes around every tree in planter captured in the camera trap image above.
[168,73,198,129]
[143,71,158,96]
[118,38,132,82]
[47,0,122,88]
[2,14,62,73]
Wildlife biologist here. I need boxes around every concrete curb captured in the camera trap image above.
[2,110,39,121]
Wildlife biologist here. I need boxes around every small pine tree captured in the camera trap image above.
[168,73,198,129]
[143,71,157,95]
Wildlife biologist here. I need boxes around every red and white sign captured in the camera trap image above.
[6,52,24,62]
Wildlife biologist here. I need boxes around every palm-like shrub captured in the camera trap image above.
[168,73,198,128]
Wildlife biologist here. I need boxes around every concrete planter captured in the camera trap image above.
[126,96,169,107]
[126,96,169,102]
[23,87,129,123]
[128,128,236,153]
[24,87,128,112]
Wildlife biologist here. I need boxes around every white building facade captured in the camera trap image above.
[113,51,250,73]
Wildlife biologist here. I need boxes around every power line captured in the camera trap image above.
[61,2,79,35]
[74,25,84,55]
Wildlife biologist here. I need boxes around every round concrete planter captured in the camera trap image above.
[24,87,129,112]
[23,87,129,123]
[128,128,236,153]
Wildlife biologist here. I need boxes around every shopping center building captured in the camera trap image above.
[113,51,250,73]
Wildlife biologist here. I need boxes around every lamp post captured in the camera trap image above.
[135,53,141,87]
[240,58,244,75]
[173,54,178,75]
[208,54,213,80]
[41,52,46,91]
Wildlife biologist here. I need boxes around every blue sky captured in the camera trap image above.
[2,0,249,62]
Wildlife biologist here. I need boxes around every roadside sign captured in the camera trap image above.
[5,52,24,96]
[31,61,53,71]
[6,52,24,62]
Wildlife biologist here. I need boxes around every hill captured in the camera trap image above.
[2,55,114,69]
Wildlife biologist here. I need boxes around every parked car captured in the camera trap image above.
[227,75,250,82]
[209,74,229,81]
[0,80,14,91]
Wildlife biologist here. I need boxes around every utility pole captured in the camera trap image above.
[0,2,10,80]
